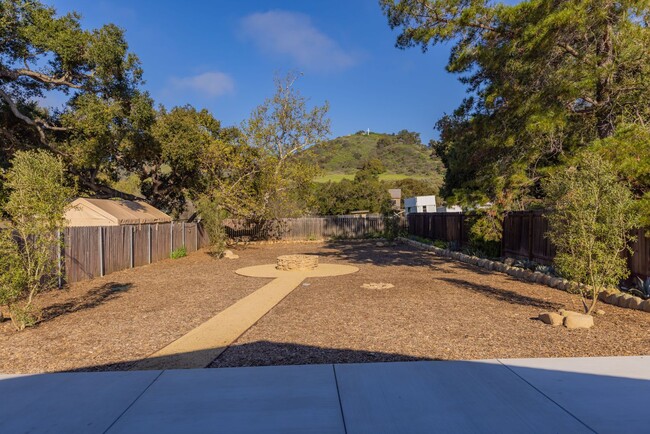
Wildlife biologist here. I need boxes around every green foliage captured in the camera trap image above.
[233,72,328,220]
[0,0,148,199]
[0,150,75,330]
[143,105,228,214]
[311,163,394,215]
[544,152,639,314]
[170,246,187,259]
[382,177,441,200]
[302,131,445,181]
[196,196,227,256]
[381,0,650,213]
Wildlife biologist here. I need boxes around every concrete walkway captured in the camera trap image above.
[132,263,358,370]
[1,356,648,433]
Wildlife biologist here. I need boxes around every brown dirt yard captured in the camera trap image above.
[1,241,649,374]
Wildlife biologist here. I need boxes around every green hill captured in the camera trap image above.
[302,130,445,183]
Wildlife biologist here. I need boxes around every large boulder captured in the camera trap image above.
[538,312,563,326]
[564,313,594,329]
[559,309,581,317]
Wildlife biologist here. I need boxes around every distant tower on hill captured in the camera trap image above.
[366,128,370,135]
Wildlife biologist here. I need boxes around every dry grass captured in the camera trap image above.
[1,241,649,374]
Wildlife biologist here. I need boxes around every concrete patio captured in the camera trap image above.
[1,356,648,433]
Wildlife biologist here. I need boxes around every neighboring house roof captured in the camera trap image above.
[65,198,172,227]
[388,189,402,200]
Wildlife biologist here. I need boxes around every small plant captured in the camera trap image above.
[170,246,187,259]
[411,235,433,245]
[626,276,650,299]
[544,151,639,314]
[432,239,448,249]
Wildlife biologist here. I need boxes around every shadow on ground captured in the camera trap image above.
[39,282,133,323]
[63,341,438,372]
[439,277,562,310]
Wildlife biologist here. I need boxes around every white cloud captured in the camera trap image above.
[170,71,235,98]
[241,11,357,72]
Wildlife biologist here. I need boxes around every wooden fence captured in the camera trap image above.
[223,216,392,241]
[63,222,210,283]
[407,213,475,249]
[501,211,555,265]
[407,211,649,279]
[62,216,394,284]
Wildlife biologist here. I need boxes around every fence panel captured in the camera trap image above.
[629,229,650,279]
[172,223,185,251]
[151,223,171,262]
[102,226,131,275]
[64,226,100,283]
[184,223,199,253]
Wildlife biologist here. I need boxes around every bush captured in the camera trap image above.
[544,151,639,314]
[170,246,187,259]
[0,150,75,330]
[196,196,226,256]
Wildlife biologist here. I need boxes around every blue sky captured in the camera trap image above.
[48,0,480,144]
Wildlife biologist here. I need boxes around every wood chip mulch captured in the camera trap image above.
[2,241,649,374]
[210,241,650,367]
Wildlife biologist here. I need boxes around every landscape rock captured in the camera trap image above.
[375,242,385,247]
[223,250,239,259]
[605,292,620,305]
[618,294,635,308]
[538,312,563,326]
[541,275,552,286]
[626,296,643,310]
[534,272,545,284]
[640,300,650,313]
[598,290,612,301]
[504,257,515,266]
[564,313,594,329]
[559,309,581,317]
[361,282,394,290]
[596,309,605,316]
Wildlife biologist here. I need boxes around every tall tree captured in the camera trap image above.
[0,0,151,198]
[381,0,650,213]
[238,72,330,220]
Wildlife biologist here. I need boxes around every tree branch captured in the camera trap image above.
[13,68,83,89]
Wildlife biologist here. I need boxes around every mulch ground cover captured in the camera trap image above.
[1,240,649,374]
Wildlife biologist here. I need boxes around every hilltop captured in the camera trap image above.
[302,130,445,182]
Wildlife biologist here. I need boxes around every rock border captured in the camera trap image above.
[398,237,649,314]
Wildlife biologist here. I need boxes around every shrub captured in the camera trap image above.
[170,246,187,259]
[0,150,75,330]
[544,151,639,314]
[196,196,226,256]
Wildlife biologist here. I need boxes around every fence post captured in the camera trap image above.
[182,221,186,248]
[170,221,174,254]
[528,212,534,261]
[130,226,134,268]
[501,213,506,258]
[57,229,62,288]
[148,224,152,264]
[196,223,199,249]
[98,227,104,277]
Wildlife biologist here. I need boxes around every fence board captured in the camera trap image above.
[102,226,131,275]
[64,226,100,283]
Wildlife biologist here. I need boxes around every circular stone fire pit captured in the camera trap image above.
[276,254,319,271]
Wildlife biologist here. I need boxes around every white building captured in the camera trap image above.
[404,196,437,214]
[436,205,463,213]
